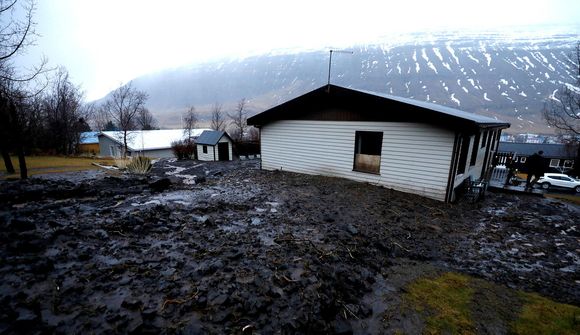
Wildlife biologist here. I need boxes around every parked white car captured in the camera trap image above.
[537,173,580,192]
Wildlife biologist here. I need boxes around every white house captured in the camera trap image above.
[98,128,210,158]
[196,130,233,161]
[247,85,510,202]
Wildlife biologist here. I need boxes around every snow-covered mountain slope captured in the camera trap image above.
[128,30,580,132]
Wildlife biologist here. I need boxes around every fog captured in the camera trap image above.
[14,0,580,100]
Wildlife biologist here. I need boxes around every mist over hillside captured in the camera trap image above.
[120,29,579,133]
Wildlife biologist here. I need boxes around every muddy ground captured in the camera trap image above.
[0,159,578,334]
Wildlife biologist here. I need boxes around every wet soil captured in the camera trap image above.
[0,159,578,334]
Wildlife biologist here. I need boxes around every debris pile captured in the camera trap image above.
[0,159,578,333]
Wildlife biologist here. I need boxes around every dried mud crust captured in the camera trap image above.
[0,160,578,334]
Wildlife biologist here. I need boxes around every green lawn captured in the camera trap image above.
[1,156,115,178]
[404,272,580,335]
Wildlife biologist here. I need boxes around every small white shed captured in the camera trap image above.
[248,85,510,202]
[196,130,233,161]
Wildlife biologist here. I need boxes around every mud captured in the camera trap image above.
[0,159,578,334]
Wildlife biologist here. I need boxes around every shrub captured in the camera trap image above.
[171,139,196,160]
[126,156,152,174]
[114,158,131,169]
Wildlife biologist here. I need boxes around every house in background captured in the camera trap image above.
[78,131,100,154]
[98,129,210,158]
[498,142,577,172]
[196,130,233,161]
[248,85,510,202]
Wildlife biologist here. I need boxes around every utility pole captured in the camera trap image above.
[327,49,353,92]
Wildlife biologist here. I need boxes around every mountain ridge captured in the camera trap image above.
[106,29,580,133]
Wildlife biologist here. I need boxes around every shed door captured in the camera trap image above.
[218,142,229,161]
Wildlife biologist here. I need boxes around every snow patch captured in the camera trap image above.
[450,93,460,106]
[446,43,460,65]
[484,53,492,67]
[484,93,492,101]
[466,51,480,64]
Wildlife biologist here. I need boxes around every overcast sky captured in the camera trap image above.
[14,0,580,101]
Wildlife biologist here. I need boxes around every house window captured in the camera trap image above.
[203,145,208,154]
[563,160,574,168]
[109,145,117,157]
[353,131,383,174]
[549,159,560,168]
[520,156,526,163]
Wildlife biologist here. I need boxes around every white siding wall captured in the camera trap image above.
[261,120,455,201]
[99,136,121,157]
[130,148,174,158]
[197,144,216,161]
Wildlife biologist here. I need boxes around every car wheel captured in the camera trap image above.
[541,183,550,190]
[575,186,580,193]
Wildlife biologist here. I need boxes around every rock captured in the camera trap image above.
[9,218,36,232]
[340,224,358,235]
[333,319,353,335]
[149,178,172,192]
[209,294,229,307]
[94,229,109,239]
[16,308,37,322]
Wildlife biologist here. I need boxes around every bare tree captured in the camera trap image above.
[86,101,109,131]
[247,126,260,141]
[136,107,157,130]
[43,67,85,155]
[183,105,198,138]
[101,82,148,157]
[210,102,226,131]
[543,41,580,174]
[228,98,248,142]
[0,0,48,178]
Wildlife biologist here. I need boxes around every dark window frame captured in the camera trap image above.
[353,131,383,175]
[203,145,208,154]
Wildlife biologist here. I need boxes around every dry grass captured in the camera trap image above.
[0,156,115,178]
[544,193,580,205]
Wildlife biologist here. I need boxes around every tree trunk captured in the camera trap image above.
[1,147,15,174]
[16,144,27,179]
[8,99,27,179]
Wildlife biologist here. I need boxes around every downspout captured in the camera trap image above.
[213,146,216,161]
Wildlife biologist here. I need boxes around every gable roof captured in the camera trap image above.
[498,142,577,159]
[99,128,210,151]
[80,131,100,144]
[195,130,231,146]
[248,85,510,132]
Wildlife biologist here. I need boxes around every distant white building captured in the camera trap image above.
[98,129,210,158]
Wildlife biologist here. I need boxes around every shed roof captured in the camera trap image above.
[99,129,210,151]
[498,142,577,159]
[248,85,510,132]
[80,131,100,144]
[195,130,231,146]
